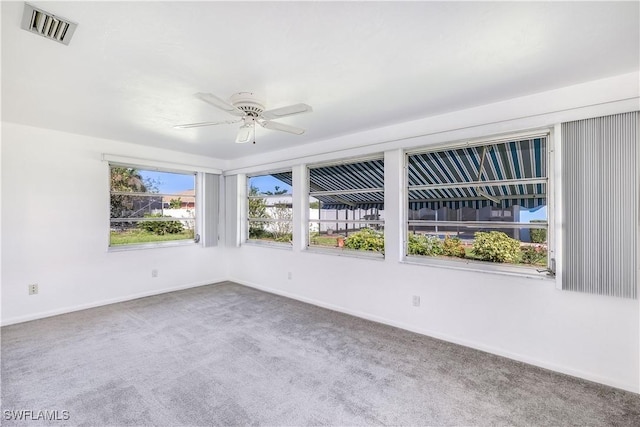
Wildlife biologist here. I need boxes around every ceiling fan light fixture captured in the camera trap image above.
[235,123,254,144]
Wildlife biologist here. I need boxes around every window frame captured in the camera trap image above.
[245,169,294,248]
[108,162,199,250]
[403,131,554,277]
[306,155,386,258]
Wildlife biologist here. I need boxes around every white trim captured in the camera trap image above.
[401,255,552,281]
[102,153,222,174]
[246,167,292,178]
[404,128,551,155]
[307,153,385,169]
[305,246,385,260]
[230,278,638,394]
[108,239,197,252]
[243,240,293,250]
[0,279,227,327]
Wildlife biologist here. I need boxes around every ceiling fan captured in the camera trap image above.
[174,92,312,144]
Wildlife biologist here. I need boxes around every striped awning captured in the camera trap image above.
[273,137,547,210]
[408,198,546,210]
[273,159,385,210]
[320,203,382,211]
[407,137,546,210]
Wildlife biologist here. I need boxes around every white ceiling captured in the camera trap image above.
[2,1,639,160]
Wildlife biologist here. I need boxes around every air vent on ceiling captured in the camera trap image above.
[21,3,77,46]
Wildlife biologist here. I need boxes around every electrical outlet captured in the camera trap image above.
[28,284,39,295]
[412,295,420,307]
[151,269,158,278]
[287,272,292,280]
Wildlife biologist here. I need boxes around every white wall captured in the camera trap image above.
[226,72,640,393]
[1,123,228,325]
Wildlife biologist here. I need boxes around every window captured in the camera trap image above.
[247,171,293,244]
[109,165,197,247]
[308,157,385,255]
[406,135,550,271]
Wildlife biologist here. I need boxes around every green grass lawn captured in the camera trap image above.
[310,235,343,247]
[110,229,194,246]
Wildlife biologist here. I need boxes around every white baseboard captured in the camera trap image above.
[231,277,639,395]
[1,278,227,327]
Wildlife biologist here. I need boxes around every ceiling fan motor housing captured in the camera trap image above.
[229,92,265,117]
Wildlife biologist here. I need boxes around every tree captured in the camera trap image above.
[270,203,293,242]
[110,167,147,223]
[263,185,289,195]
[248,185,269,238]
[110,167,147,193]
[169,198,182,209]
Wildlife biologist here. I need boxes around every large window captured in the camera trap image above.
[406,135,550,271]
[247,171,293,244]
[109,165,197,247]
[308,157,385,255]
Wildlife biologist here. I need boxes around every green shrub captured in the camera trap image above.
[344,228,384,252]
[471,231,521,263]
[530,220,547,243]
[521,244,547,265]
[169,198,182,209]
[249,228,270,239]
[274,233,293,243]
[442,235,466,258]
[407,233,443,256]
[138,214,184,235]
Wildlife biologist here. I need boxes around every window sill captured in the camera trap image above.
[402,255,554,281]
[305,246,385,260]
[108,239,197,252]
[244,240,293,250]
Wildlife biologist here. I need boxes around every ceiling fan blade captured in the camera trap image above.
[261,103,312,120]
[195,92,245,117]
[174,119,242,129]
[258,120,306,135]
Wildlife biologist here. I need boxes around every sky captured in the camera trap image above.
[520,206,547,222]
[138,171,291,195]
[249,175,292,194]
[139,170,195,194]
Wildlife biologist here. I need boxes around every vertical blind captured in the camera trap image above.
[225,175,240,247]
[562,111,639,299]
[202,173,219,248]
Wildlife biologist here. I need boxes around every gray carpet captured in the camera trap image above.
[2,281,639,426]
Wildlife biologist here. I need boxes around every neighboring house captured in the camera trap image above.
[162,189,196,209]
